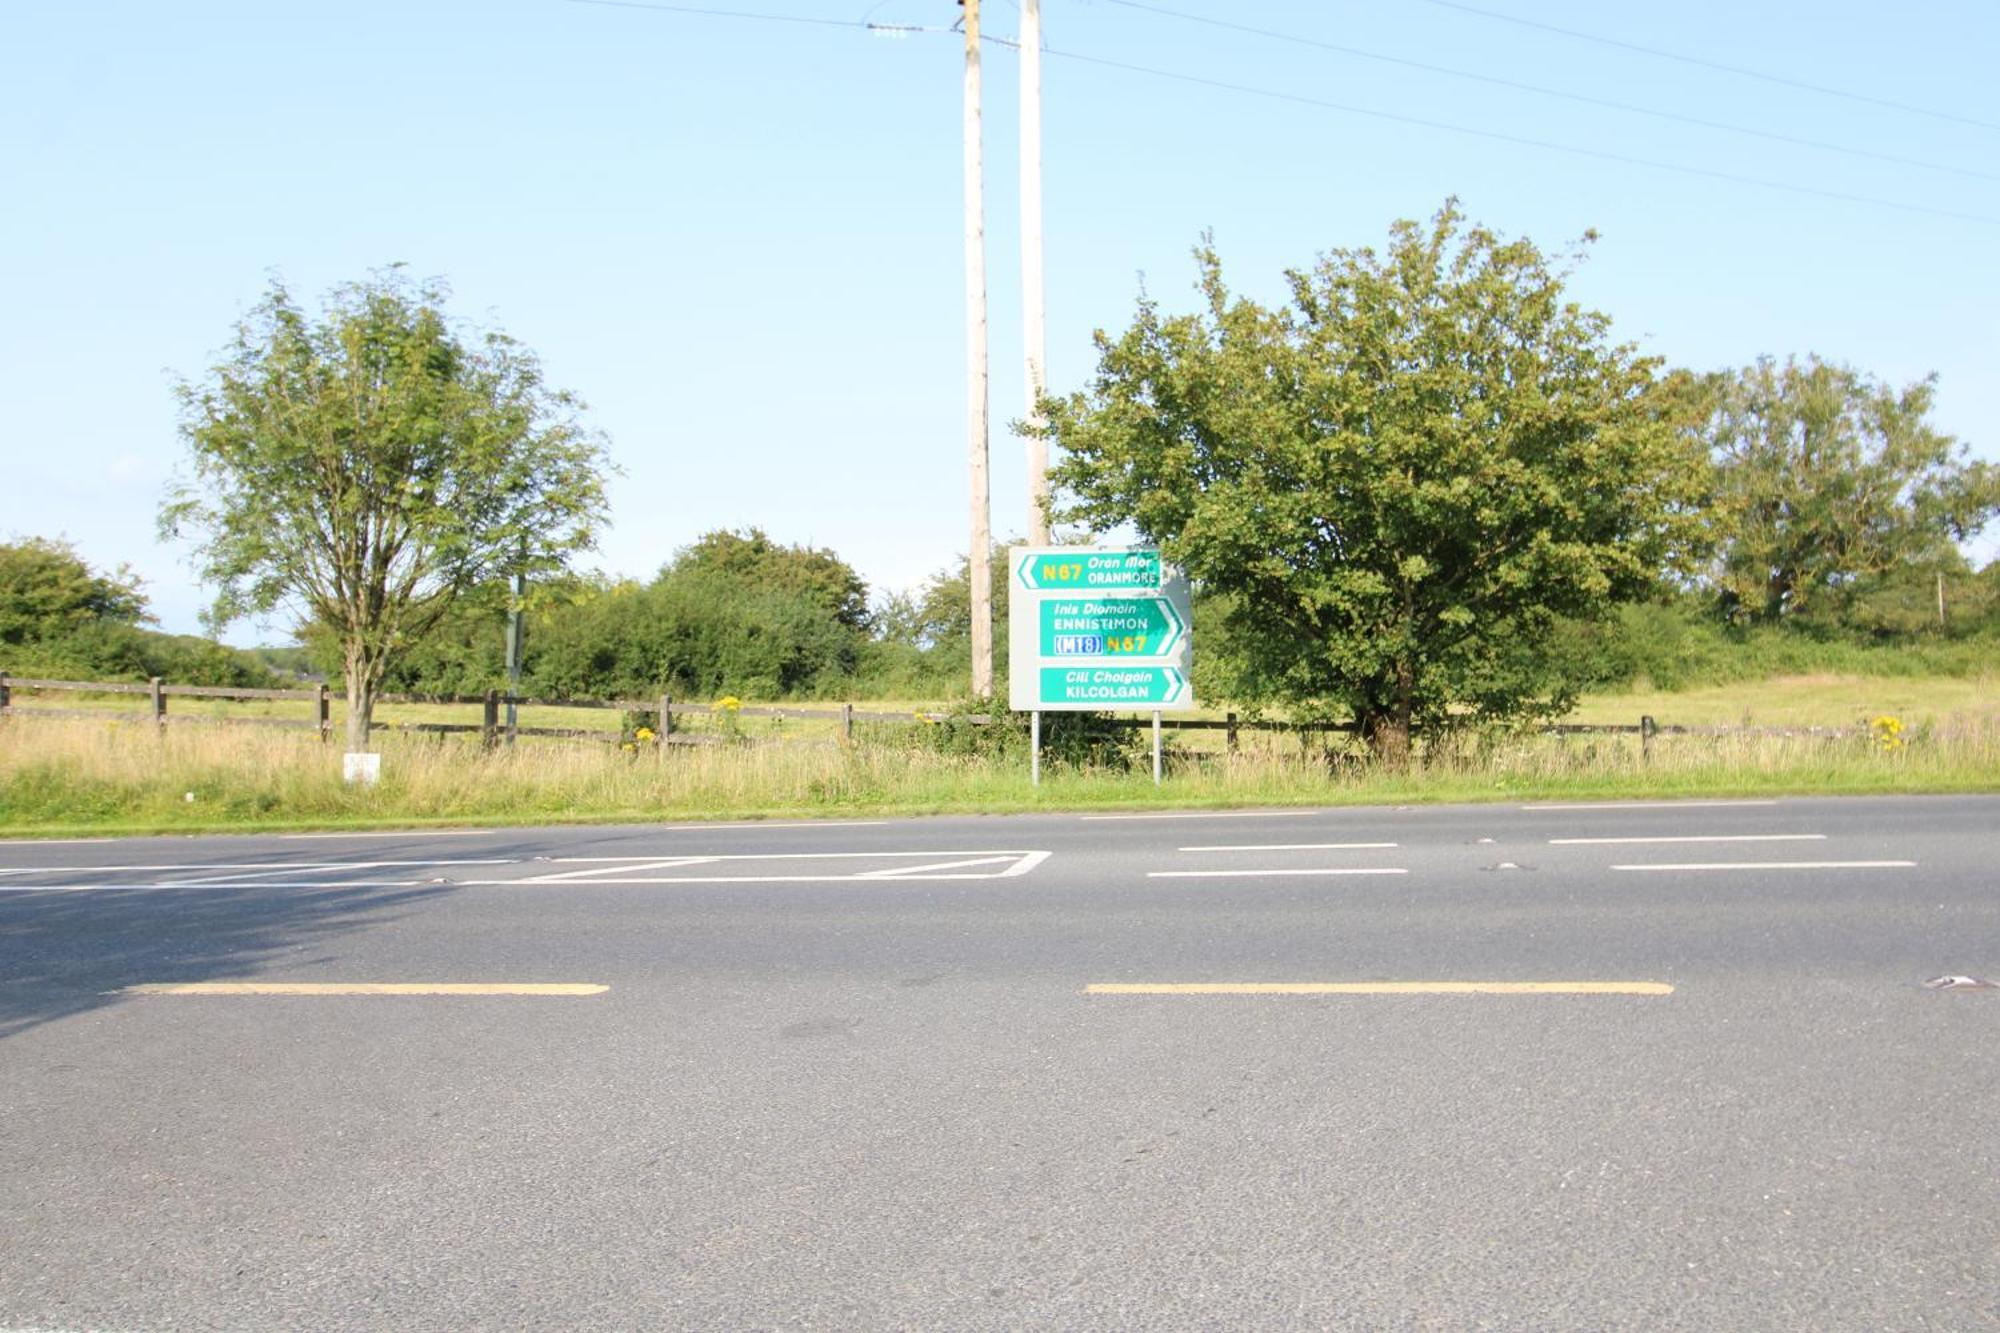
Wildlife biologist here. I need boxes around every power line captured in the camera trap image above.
[567,0,864,29]
[1035,44,2000,228]
[1105,0,1999,184]
[564,1,2000,227]
[1413,0,2000,135]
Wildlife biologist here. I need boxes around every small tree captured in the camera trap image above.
[1703,356,1999,624]
[1044,204,1707,762]
[164,270,612,752]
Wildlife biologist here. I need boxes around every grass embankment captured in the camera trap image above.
[2,672,1995,835]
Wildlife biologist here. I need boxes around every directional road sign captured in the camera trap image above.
[1038,596,1185,658]
[1036,666,1189,708]
[1009,545,1195,712]
[1015,548,1162,591]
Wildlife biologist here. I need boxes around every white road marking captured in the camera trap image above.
[856,855,1023,878]
[1524,800,1779,811]
[0,857,517,892]
[1146,868,1407,879]
[1079,811,1297,821]
[1178,842,1398,852]
[520,857,723,883]
[122,982,607,997]
[276,821,890,836]
[1549,834,1827,846]
[0,881,438,893]
[277,829,493,840]
[0,859,514,875]
[475,850,1054,885]
[1611,860,1916,872]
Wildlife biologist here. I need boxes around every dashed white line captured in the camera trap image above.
[1146,868,1407,879]
[1178,842,1398,852]
[1611,860,1915,872]
[1550,834,1827,846]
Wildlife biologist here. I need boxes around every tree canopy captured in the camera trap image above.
[673,528,872,632]
[163,269,611,749]
[1701,355,1999,624]
[1044,203,1708,758]
[0,537,148,646]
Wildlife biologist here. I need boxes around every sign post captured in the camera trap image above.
[1009,545,1194,785]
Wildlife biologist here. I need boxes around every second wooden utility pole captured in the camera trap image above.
[963,0,994,697]
[1019,0,1050,544]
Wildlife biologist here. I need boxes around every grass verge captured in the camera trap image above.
[2,707,1996,837]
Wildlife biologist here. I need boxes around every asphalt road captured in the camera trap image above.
[2,795,1996,1331]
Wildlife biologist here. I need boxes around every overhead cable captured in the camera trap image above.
[1105,0,1998,183]
[1413,0,2000,134]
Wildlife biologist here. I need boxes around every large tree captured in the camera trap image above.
[0,537,148,647]
[1044,204,1707,761]
[672,527,872,632]
[1702,356,1998,624]
[164,270,612,751]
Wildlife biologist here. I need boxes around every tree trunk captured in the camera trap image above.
[1365,710,1411,769]
[344,658,376,753]
[1363,660,1417,768]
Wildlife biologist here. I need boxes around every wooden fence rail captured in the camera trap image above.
[0,670,1864,755]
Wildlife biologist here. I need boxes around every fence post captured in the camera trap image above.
[505,692,519,746]
[149,676,166,731]
[482,689,500,750]
[841,702,854,745]
[315,683,330,742]
[1226,711,1239,754]
[1640,714,1657,764]
[0,671,10,717]
[659,694,674,740]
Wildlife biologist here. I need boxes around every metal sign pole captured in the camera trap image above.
[1031,709,1042,786]
[1152,709,1162,786]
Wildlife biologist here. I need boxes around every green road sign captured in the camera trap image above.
[1038,597,1185,658]
[1037,666,1188,707]
[1015,548,1162,591]
[1010,544,1195,712]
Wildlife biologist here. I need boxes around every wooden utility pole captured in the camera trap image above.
[504,566,525,743]
[1019,0,1050,544]
[964,0,994,697]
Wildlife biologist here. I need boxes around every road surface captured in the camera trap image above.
[2,795,1996,1330]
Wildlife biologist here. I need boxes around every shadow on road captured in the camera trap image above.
[0,883,449,1041]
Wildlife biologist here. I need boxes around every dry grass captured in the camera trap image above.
[3,703,1996,836]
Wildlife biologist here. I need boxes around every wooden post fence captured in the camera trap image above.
[482,690,500,750]
[316,683,330,742]
[149,676,166,730]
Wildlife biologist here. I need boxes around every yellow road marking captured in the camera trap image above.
[1085,981,1673,996]
[122,982,608,996]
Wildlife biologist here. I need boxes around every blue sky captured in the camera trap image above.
[3,0,1995,643]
